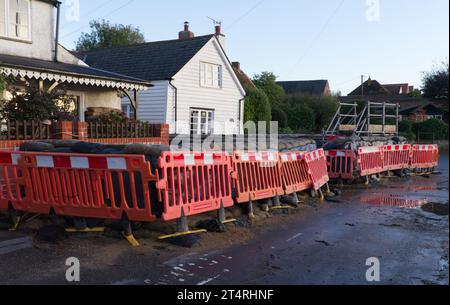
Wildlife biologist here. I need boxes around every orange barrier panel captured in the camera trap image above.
[157,152,234,221]
[280,152,311,194]
[358,146,384,177]
[232,151,284,203]
[304,149,329,191]
[411,145,439,169]
[325,150,357,180]
[383,144,411,171]
[0,152,25,211]
[18,153,156,222]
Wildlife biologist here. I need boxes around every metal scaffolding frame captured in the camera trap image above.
[326,101,400,137]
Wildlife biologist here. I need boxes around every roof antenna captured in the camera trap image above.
[207,16,222,26]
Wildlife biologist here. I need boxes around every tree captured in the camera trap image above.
[285,94,339,132]
[75,20,145,52]
[422,61,449,101]
[1,84,76,121]
[286,104,315,132]
[243,85,271,127]
[0,74,8,92]
[253,72,286,106]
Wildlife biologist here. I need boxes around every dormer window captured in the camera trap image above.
[0,0,30,41]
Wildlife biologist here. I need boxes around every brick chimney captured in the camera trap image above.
[214,22,225,50]
[232,62,241,71]
[179,21,195,40]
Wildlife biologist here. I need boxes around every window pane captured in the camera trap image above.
[8,0,29,39]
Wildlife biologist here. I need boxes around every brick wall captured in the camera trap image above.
[0,121,170,150]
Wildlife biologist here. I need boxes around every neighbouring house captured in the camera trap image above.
[399,103,448,123]
[277,80,331,96]
[232,62,256,90]
[343,77,447,123]
[79,22,246,135]
[0,0,150,122]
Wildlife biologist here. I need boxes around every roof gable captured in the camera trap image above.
[78,35,214,82]
[348,79,391,96]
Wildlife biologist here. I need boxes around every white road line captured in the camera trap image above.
[197,274,221,286]
[287,233,303,242]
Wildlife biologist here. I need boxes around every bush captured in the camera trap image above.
[244,85,271,126]
[0,85,76,121]
[413,119,449,140]
[399,120,415,140]
[271,103,288,129]
[286,104,315,132]
[284,94,338,132]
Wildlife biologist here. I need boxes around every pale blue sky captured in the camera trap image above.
[59,0,449,95]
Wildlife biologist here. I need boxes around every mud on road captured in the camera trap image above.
[0,154,448,285]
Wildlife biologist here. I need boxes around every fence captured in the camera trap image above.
[1,120,53,141]
[0,120,170,150]
[88,121,163,139]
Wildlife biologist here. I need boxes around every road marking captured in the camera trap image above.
[197,274,221,286]
[287,233,303,242]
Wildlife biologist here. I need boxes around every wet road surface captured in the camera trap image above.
[0,154,448,285]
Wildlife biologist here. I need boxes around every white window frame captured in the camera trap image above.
[200,62,222,89]
[190,108,215,135]
[0,0,32,42]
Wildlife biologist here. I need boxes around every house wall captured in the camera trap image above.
[121,80,169,123]
[171,38,245,134]
[0,0,55,61]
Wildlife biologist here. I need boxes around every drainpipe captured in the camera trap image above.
[54,1,61,62]
[169,79,178,133]
[238,97,245,134]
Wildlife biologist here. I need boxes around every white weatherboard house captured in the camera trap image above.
[80,22,246,135]
[0,0,149,122]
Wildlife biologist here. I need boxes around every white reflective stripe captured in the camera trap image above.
[36,156,54,168]
[11,154,20,165]
[267,152,275,161]
[255,153,262,161]
[337,152,346,157]
[290,153,297,160]
[107,158,127,170]
[241,154,249,162]
[359,147,380,154]
[203,154,213,165]
[184,154,195,166]
[70,157,89,169]
[281,155,289,162]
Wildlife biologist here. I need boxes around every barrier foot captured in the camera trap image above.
[122,220,140,247]
[9,210,21,232]
[365,176,370,185]
[66,228,105,233]
[158,230,207,241]
[326,183,332,194]
[292,192,304,204]
[248,197,255,219]
[217,201,237,225]
[318,189,325,201]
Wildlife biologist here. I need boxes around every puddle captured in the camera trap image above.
[360,194,428,209]
[421,203,449,216]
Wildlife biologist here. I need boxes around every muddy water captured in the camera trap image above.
[152,154,449,285]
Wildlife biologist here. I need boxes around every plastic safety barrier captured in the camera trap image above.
[383,145,411,171]
[411,145,439,169]
[358,146,384,177]
[0,152,24,211]
[325,150,357,180]
[280,152,311,194]
[304,149,329,191]
[19,152,157,222]
[232,151,284,203]
[157,152,234,221]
